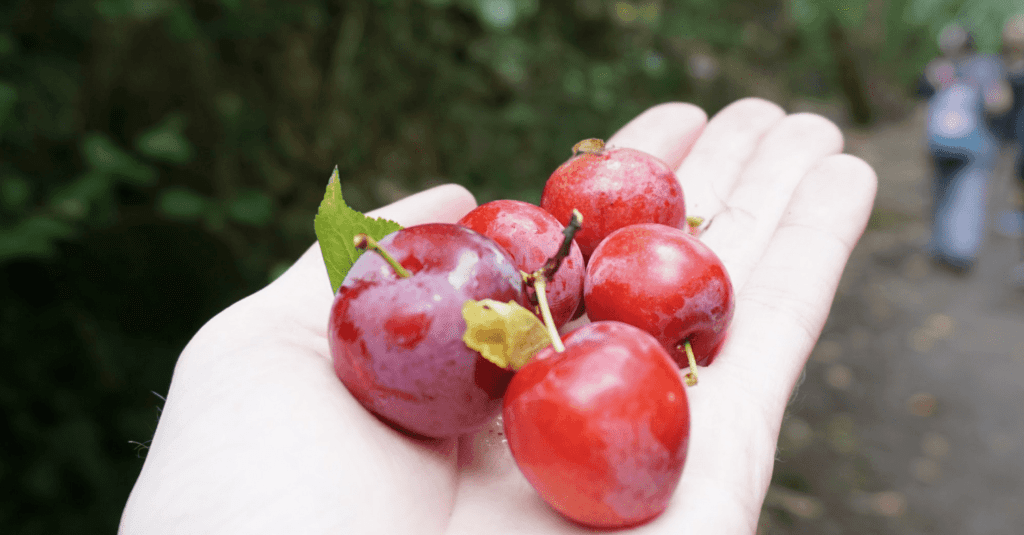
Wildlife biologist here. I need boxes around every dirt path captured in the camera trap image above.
[760,105,1024,534]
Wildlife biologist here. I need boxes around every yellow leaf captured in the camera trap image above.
[462,299,552,371]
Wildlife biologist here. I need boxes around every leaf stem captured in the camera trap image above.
[353,233,411,278]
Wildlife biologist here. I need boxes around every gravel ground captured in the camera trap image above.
[759,104,1024,535]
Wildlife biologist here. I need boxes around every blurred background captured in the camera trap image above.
[3,0,1024,533]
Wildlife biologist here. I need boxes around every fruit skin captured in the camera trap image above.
[584,223,734,368]
[457,199,585,327]
[328,223,528,438]
[541,144,685,258]
[502,321,690,529]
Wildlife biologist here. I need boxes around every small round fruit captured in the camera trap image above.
[541,139,686,258]
[584,223,734,368]
[458,199,585,327]
[328,223,528,438]
[503,321,690,529]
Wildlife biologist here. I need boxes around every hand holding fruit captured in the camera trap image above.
[119,98,876,535]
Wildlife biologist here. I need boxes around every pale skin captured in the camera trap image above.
[119,98,877,534]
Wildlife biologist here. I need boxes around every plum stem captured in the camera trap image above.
[522,209,584,353]
[353,234,411,278]
[532,275,565,353]
[572,138,606,156]
[681,339,699,386]
[540,209,583,281]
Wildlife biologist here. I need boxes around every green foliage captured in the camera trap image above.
[135,113,195,165]
[157,187,209,221]
[0,0,986,532]
[905,0,1024,52]
[0,81,16,134]
[81,134,157,187]
[227,189,274,227]
[1,175,30,210]
[314,168,403,293]
[0,215,77,261]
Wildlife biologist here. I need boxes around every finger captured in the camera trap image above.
[718,153,877,417]
[700,113,846,292]
[259,184,478,334]
[606,102,708,169]
[366,183,479,225]
[649,155,877,535]
[675,98,786,217]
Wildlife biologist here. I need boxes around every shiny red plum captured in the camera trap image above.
[328,223,528,438]
[458,199,585,327]
[584,223,734,368]
[540,141,686,259]
[502,321,690,529]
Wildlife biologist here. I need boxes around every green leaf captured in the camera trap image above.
[47,171,113,219]
[0,215,77,263]
[462,299,550,371]
[1,175,30,209]
[165,6,200,41]
[135,113,195,164]
[81,133,157,186]
[95,0,131,19]
[477,0,518,30]
[313,167,403,294]
[157,187,209,221]
[0,33,15,58]
[226,189,273,227]
[0,81,17,132]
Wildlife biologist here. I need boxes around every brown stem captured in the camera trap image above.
[540,209,583,281]
[572,138,606,156]
[521,209,584,353]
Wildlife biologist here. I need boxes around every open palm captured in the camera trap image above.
[120,98,876,534]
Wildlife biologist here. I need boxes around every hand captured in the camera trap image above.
[984,80,1014,116]
[119,98,876,534]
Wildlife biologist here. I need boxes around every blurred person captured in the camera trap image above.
[991,16,1024,143]
[997,14,1024,285]
[994,14,1024,239]
[991,14,1024,236]
[920,23,1012,274]
[117,98,877,534]
[999,14,1024,142]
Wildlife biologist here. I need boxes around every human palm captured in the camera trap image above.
[120,98,876,534]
